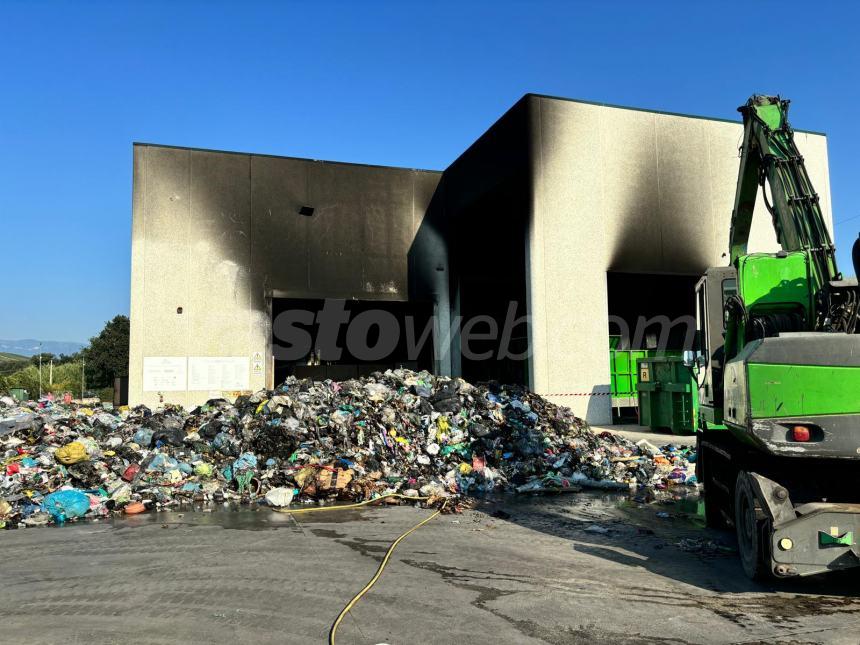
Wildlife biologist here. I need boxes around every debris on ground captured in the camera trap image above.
[676,537,736,555]
[0,369,697,528]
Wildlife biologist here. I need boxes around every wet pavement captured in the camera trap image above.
[593,424,697,447]
[2,493,859,644]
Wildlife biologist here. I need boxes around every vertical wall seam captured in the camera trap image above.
[597,105,611,413]
[523,103,534,391]
[598,106,607,270]
[410,172,416,300]
[187,151,192,402]
[537,97,549,394]
[248,154,253,382]
[139,148,147,396]
[305,163,311,291]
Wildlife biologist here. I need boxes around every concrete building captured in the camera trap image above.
[130,94,833,423]
[129,147,440,409]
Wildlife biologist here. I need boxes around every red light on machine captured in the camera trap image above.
[792,425,811,442]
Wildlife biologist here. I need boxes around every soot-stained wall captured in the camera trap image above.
[129,143,440,408]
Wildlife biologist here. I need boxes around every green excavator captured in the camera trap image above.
[695,95,860,579]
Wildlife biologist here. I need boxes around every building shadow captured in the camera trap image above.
[474,492,860,597]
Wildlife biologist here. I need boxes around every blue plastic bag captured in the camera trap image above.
[147,454,179,472]
[233,452,257,473]
[133,428,154,446]
[213,432,232,451]
[43,490,90,523]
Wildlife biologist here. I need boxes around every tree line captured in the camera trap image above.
[1,315,129,398]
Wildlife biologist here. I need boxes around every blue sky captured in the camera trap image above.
[1,1,858,342]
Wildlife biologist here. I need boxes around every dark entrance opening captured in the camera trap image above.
[453,180,529,386]
[271,298,434,386]
[606,272,699,423]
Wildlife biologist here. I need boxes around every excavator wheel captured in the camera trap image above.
[734,471,772,581]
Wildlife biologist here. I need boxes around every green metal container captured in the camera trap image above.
[8,388,28,402]
[637,356,697,435]
[609,344,648,408]
[608,337,681,409]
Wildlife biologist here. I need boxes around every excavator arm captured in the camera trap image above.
[727,95,858,333]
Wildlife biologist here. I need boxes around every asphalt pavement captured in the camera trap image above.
[2,493,859,644]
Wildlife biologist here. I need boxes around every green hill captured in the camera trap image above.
[0,353,29,377]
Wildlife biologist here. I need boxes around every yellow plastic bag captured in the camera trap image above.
[56,441,88,465]
[194,463,213,477]
[436,416,450,440]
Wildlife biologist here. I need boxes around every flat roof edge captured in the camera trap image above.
[132,142,443,174]
[524,93,827,137]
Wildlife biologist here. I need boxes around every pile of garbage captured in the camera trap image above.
[0,369,696,528]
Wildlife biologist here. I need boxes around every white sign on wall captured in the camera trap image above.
[188,356,250,391]
[142,357,188,392]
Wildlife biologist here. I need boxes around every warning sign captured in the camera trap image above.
[251,351,264,376]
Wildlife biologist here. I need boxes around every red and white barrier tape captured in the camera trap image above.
[541,392,636,397]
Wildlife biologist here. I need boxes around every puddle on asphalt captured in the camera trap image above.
[619,491,707,529]
[473,488,705,527]
[109,501,377,531]
[464,488,713,549]
[25,489,706,533]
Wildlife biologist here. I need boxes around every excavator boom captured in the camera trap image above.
[728,96,841,307]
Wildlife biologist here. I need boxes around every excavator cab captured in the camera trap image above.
[694,266,735,428]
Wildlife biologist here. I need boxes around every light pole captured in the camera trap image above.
[38,343,42,399]
[81,359,86,400]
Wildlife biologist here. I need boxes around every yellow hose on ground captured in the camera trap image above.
[271,492,447,643]
[328,499,447,645]
[270,492,431,515]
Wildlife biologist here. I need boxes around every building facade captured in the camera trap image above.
[130,94,832,423]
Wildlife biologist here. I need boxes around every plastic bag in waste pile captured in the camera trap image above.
[0,369,696,527]
[42,490,91,522]
[55,442,88,465]
[264,487,294,507]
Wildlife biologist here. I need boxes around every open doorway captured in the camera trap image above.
[271,298,434,386]
[606,272,698,423]
[452,179,529,386]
